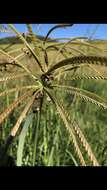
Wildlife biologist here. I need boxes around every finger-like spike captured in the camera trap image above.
[0,91,32,125]
[10,93,37,137]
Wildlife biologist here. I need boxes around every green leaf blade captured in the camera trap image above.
[17,113,34,166]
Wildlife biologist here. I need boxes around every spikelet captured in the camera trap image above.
[0,90,32,125]
[0,85,37,98]
[72,121,100,166]
[59,102,86,166]
[10,93,36,137]
[59,101,99,166]
[0,73,28,83]
[53,85,107,110]
[70,74,107,81]
[65,124,86,166]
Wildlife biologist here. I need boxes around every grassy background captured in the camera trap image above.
[0,39,107,166]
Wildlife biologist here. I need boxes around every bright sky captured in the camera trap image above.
[0,24,107,40]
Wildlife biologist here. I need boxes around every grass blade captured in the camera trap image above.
[66,150,78,166]
[17,113,34,166]
[72,121,99,166]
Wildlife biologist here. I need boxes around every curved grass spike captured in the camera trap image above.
[0,73,28,83]
[46,56,107,74]
[57,101,99,166]
[87,64,103,76]
[52,85,107,110]
[8,24,44,73]
[70,41,102,50]
[63,63,101,73]
[0,85,38,98]
[0,90,33,126]
[26,24,42,60]
[54,65,84,78]
[26,24,41,43]
[51,38,89,64]
[3,94,37,161]
[44,88,86,166]
[65,46,86,56]
[69,74,107,81]
[60,62,104,77]
[60,104,99,166]
[10,91,39,137]
[43,24,74,45]
[46,45,68,57]
[0,24,13,34]
[58,65,107,80]
[46,46,68,66]
[72,121,99,166]
[26,24,34,39]
[48,41,103,54]
[0,49,38,81]
[46,37,88,42]
[62,102,99,166]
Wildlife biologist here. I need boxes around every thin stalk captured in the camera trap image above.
[8,24,44,73]
[32,96,43,165]
[43,24,73,45]
[0,49,38,81]
[32,110,40,166]
[4,82,10,137]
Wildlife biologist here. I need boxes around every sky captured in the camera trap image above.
[0,24,107,40]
